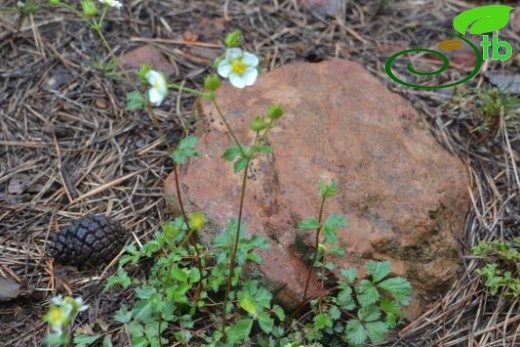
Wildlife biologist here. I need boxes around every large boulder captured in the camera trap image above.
[164,59,470,319]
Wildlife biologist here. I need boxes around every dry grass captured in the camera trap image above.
[1,0,519,346]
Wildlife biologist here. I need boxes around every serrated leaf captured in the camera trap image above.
[314,312,333,329]
[114,304,132,323]
[345,319,367,345]
[337,286,356,310]
[238,295,257,316]
[222,145,242,161]
[356,279,379,306]
[257,311,274,333]
[320,179,338,198]
[365,260,391,283]
[258,145,272,154]
[234,157,249,173]
[171,135,200,165]
[357,304,381,322]
[453,5,514,35]
[272,305,285,321]
[73,333,102,346]
[366,321,389,344]
[340,267,358,282]
[126,91,145,111]
[298,217,320,231]
[323,213,347,244]
[379,298,403,328]
[226,318,253,344]
[378,277,413,305]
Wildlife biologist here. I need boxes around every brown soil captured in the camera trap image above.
[1,0,519,346]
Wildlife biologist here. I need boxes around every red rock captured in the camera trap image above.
[120,45,175,78]
[164,59,470,319]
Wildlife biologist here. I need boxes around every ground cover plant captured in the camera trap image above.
[35,3,412,345]
[1,1,520,346]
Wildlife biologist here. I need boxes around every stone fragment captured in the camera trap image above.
[164,59,470,319]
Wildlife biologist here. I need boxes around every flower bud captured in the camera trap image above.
[250,116,267,131]
[267,104,284,120]
[224,30,242,48]
[81,0,98,17]
[204,74,221,91]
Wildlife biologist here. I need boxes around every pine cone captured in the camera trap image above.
[48,215,127,268]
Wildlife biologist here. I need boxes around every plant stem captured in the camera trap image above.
[302,195,326,302]
[221,157,251,339]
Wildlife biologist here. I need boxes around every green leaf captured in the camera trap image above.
[340,267,358,283]
[366,321,389,344]
[226,318,253,344]
[135,286,156,300]
[272,305,285,321]
[323,212,346,244]
[171,135,200,165]
[356,279,379,306]
[126,91,145,111]
[114,304,133,323]
[337,286,356,310]
[104,268,132,290]
[222,144,243,162]
[380,297,403,328]
[298,217,320,231]
[453,5,514,35]
[238,294,258,316]
[102,335,114,347]
[314,312,333,329]
[377,277,413,305]
[73,333,103,346]
[258,145,272,154]
[357,304,381,322]
[345,319,367,345]
[234,157,249,173]
[257,311,274,333]
[319,179,338,198]
[365,260,392,283]
[136,64,152,82]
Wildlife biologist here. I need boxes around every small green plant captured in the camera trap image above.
[472,237,520,297]
[462,85,519,135]
[295,180,413,346]
[42,2,414,346]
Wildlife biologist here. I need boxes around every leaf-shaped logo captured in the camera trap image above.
[453,5,514,35]
[437,39,465,50]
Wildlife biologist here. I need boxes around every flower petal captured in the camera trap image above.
[226,47,243,61]
[229,73,246,89]
[241,68,258,86]
[146,70,161,85]
[217,61,232,78]
[148,88,163,106]
[242,52,259,67]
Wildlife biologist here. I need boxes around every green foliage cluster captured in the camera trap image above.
[472,237,520,297]
[38,5,414,344]
[460,85,519,134]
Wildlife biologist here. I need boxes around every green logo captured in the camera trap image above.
[386,5,514,89]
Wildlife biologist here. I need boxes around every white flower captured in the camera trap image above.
[145,70,168,107]
[99,0,122,9]
[217,48,259,89]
